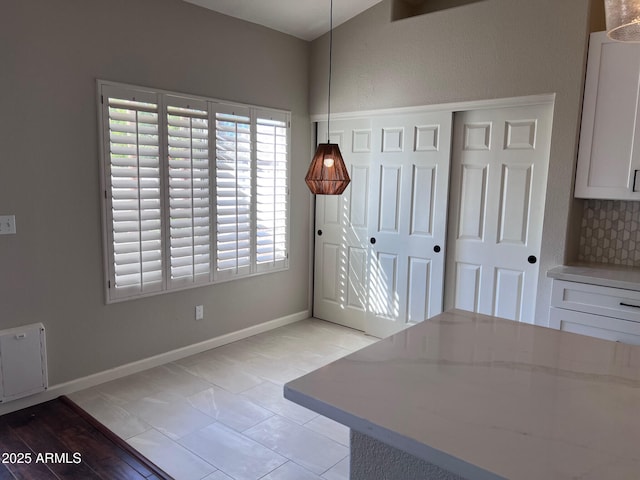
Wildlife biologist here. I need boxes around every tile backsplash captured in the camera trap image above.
[579,199,640,265]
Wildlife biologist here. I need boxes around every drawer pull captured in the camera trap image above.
[619,302,640,309]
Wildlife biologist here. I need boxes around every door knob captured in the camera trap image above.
[528,255,537,264]
[317,230,323,236]
[370,237,376,245]
[433,245,441,253]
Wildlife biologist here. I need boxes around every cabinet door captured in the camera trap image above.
[575,32,640,200]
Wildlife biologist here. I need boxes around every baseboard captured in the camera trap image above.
[0,310,310,416]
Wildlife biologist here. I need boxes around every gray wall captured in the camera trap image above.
[310,0,598,324]
[0,0,310,385]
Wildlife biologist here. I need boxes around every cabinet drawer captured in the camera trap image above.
[550,279,640,323]
[549,307,640,345]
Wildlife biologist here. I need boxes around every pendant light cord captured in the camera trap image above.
[327,0,333,143]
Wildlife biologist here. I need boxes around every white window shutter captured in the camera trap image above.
[165,96,212,288]
[214,105,253,280]
[99,81,290,302]
[255,110,289,272]
[101,86,164,301]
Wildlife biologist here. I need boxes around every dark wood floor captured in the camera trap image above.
[0,397,172,480]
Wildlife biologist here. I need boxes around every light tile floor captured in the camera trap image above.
[69,318,377,480]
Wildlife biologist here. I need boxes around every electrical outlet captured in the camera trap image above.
[0,215,16,235]
[195,305,204,321]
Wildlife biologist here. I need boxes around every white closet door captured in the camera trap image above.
[445,103,553,323]
[365,111,452,338]
[313,118,372,331]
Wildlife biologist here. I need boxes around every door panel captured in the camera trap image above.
[320,243,340,302]
[458,164,488,240]
[498,164,531,244]
[323,195,340,225]
[313,119,372,331]
[454,262,481,312]
[445,103,553,323]
[366,111,453,337]
[407,257,431,323]
[349,166,369,227]
[347,246,367,310]
[494,268,523,320]
[370,251,399,320]
[410,166,435,236]
[378,166,401,232]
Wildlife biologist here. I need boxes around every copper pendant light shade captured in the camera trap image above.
[306,0,350,195]
[305,143,351,195]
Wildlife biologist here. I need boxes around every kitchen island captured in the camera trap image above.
[284,310,640,479]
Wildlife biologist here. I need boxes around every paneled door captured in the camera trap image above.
[314,111,452,337]
[313,118,372,331]
[444,103,553,323]
[365,112,453,337]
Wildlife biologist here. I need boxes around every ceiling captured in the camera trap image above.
[181,0,385,41]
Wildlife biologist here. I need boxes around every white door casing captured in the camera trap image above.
[444,103,554,323]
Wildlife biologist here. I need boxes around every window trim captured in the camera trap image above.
[97,80,290,303]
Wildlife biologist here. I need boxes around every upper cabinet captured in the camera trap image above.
[575,32,640,200]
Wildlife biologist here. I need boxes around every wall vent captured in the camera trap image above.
[0,323,48,403]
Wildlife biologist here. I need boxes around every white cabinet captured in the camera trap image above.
[549,308,640,345]
[549,279,640,345]
[575,32,640,200]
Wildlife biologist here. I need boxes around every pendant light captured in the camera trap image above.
[305,0,350,195]
[605,0,640,42]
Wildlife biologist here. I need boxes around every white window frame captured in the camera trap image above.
[97,80,290,303]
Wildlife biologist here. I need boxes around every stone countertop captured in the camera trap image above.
[284,309,640,480]
[547,263,640,291]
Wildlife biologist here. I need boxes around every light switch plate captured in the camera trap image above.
[195,305,204,321]
[0,215,16,235]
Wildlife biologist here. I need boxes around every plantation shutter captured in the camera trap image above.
[99,81,291,302]
[165,96,212,288]
[255,110,289,272]
[102,86,163,300]
[214,105,252,280]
